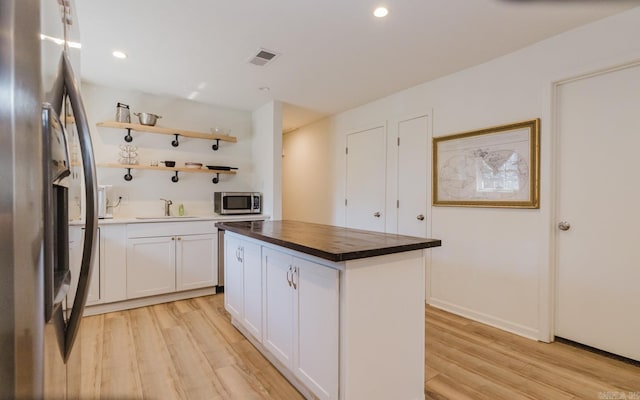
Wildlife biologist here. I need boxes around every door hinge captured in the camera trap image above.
[397,137,400,146]
[345,198,348,206]
[345,147,348,155]
[397,200,399,208]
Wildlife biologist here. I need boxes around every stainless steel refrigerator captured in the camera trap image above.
[0,0,98,398]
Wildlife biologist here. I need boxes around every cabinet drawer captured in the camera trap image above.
[127,221,217,238]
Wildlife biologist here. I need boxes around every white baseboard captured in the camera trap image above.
[428,297,540,341]
[83,287,217,316]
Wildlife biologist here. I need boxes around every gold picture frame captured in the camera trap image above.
[433,119,540,208]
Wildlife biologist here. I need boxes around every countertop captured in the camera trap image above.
[216,220,441,262]
[70,214,269,226]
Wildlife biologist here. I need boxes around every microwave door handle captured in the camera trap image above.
[62,52,98,362]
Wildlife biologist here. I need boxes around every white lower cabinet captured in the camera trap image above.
[262,247,339,400]
[126,236,176,298]
[68,226,101,307]
[224,234,244,320]
[224,233,262,341]
[292,257,339,400]
[177,234,217,291]
[241,240,262,340]
[262,247,295,366]
[126,222,218,300]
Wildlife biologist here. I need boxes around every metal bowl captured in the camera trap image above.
[134,112,162,126]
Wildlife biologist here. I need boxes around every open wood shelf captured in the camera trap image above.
[98,163,236,184]
[99,163,237,174]
[96,121,237,143]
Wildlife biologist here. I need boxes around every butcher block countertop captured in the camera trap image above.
[216,220,441,262]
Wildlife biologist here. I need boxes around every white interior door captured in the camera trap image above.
[555,63,640,361]
[346,126,386,232]
[397,115,429,238]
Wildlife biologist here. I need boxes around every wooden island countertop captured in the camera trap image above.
[215,220,442,262]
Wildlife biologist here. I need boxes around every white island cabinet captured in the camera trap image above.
[224,233,262,341]
[220,220,441,400]
[262,247,339,400]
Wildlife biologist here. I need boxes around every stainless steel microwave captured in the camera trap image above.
[214,192,262,215]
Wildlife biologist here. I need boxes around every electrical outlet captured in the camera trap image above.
[119,194,129,205]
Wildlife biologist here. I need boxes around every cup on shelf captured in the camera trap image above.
[161,160,176,167]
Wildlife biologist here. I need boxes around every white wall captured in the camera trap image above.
[282,118,336,223]
[282,7,640,340]
[251,101,283,219]
[82,82,255,217]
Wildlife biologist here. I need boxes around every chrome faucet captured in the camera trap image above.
[160,198,173,216]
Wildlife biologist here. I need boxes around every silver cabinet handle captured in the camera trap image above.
[373,211,381,218]
[417,214,425,221]
[558,221,571,231]
[292,266,298,290]
[286,266,293,287]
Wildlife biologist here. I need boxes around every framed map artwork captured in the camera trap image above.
[432,119,540,208]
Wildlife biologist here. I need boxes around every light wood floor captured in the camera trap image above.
[79,294,640,399]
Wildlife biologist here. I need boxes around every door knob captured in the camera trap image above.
[558,221,571,231]
[373,212,381,218]
[416,214,425,221]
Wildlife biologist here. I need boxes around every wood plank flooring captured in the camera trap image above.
[78,294,640,399]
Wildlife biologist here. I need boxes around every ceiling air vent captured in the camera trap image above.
[248,48,280,67]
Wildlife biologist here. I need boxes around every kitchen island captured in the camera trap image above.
[216,220,441,400]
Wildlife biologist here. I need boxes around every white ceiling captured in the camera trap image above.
[75,0,638,132]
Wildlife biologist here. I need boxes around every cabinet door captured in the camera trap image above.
[177,233,217,291]
[224,234,243,319]
[101,224,127,303]
[68,226,100,307]
[242,240,262,341]
[262,247,294,369]
[293,258,339,400]
[126,236,175,299]
[86,227,101,304]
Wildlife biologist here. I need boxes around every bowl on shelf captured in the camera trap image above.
[184,162,203,169]
[133,112,162,126]
[161,160,176,167]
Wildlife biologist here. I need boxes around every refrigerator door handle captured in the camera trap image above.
[62,52,98,362]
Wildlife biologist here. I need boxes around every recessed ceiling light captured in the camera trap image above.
[373,7,389,18]
[259,86,270,93]
[112,50,127,59]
